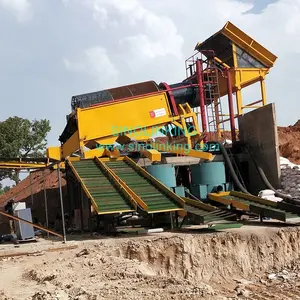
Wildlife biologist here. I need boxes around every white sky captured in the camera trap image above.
[0,0,298,185]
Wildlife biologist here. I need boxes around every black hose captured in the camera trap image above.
[255,163,292,199]
[211,142,250,194]
[245,145,300,204]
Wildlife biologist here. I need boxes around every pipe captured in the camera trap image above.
[196,60,208,142]
[57,166,67,243]
[214,142,249,194]
[43,173,49,238]
[255,164,295,200]
[213,185,223,193]
[226,69,236,143]
[244,144,300,204]
[251,153,298,201]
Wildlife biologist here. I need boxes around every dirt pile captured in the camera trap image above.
[2,228,300,299]
[115,228,300,284]
[278,120,300,164]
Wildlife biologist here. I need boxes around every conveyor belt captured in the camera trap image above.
[183,197,236,224]
[68,157,185,215]
[208,191,300,222]
[68,159,136,215]
[104,157,185,214]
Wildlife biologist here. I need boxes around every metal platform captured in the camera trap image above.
[208,191,300,223]
[181,197,236,225]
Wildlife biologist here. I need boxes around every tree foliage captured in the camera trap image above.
[0,183,10,195]
[0,117,51,184]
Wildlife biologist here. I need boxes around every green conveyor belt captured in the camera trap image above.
[70,160,135,214]
[210,193,300,222]
[104,160,183,213]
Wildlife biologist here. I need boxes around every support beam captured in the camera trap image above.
[0,211,63,239]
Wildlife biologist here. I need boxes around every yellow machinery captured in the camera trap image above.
[0,21,279,231]
[192,21,277,135]
[47,21,276,162]
[49,87,206,161]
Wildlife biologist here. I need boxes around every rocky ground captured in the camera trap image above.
[1,226,300,299]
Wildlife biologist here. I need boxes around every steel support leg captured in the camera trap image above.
[57,166,67,243]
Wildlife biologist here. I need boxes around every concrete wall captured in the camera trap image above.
[238,103,280,194]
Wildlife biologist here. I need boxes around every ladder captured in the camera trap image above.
[202,60,225,141]
[184,53,225,142]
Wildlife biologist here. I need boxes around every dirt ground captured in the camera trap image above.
[1,122,300,299]
[1,225,300,300]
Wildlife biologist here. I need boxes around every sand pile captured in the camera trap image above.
[2,228,300,299]
[278,120,300,164]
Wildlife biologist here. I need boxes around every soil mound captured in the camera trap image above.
[278,120,300,164]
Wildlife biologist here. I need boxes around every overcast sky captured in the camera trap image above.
[0,0,298,150]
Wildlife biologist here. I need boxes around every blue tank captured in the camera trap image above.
[191,162,226,185]
[146,164,176,188]
[190,162,228,200]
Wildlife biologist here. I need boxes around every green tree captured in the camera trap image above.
[0,117,51,184]
[0,183,10,195]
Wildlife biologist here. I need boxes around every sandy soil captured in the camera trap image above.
[1,226,300,300]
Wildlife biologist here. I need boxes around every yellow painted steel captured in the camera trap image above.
[56,91,203,159]
[69,157,136,215]
[61,130,80,159]
[150,142,214,161]
[140,149,161,162]
[77,92,172,145]
[83,148,106,159]
[230,191,277,207]
[52,162,66,170]
[83,147,121,159]
[182,197,216,212]
[0,162,49,169]
[177,103,202,146]
[196,21,277,117]
[94,157,138,212]
[99,156,125,162]
[97,156,184,213]
[68,157,81,162]
[222,21,277,68]
[67,159,99,214]
[47,147,61,161]
[208,192,249,211]
[124,156,186,210]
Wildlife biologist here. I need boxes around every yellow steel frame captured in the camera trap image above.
[83,144,161,162]
[0,162,49,169]
[93,157,138,213]
[150,142,213,161]
[208,192,249,211]
[54,91,203,159]
[222,22,276,116]
[61,130,81,160]
[230,191,277,208]
[182,197,216,212]
[196,21,277,122]
[67,159,99,214]
[96,157,147,211]
[0,159,65,170]
[140,149,161,162]
[68,158,136,215]
[222,21,277,68]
